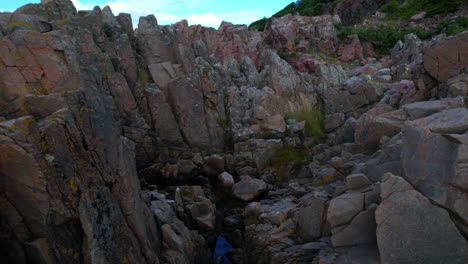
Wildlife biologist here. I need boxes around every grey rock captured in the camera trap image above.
[327,192,364,228]
[345,174,371,190]
[402,108,468,226]
[402,96,465,120]
[376,174,468,264]
[325,113,345,133]
[331,204,377,247]
[232,176,268,202]
[293,194,327,242]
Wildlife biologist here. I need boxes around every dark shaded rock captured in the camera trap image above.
[232,176,268,202]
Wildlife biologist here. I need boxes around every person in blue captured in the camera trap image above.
[213,235,233,264]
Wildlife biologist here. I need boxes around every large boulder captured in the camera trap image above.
[354,107,407,154]
[327,192,364,228]
[423,32,468,82]
[331,204,377,247]
[376,173,468,264]
[402,108,468,230]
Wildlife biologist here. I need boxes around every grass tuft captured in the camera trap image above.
[286,105,324,141]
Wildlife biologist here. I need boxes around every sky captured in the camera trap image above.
[0,0,293,28]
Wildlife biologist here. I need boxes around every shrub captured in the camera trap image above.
[382,0,464,19]
[248,17,268,31]
[286,105,324,141]
[438,17,468,36]
[336,23,431,54]
[271,146,310,182]
[273,146,309,165]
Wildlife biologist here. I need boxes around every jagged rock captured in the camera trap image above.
[424,32,468,82]
[15,0,77,22]
[264,14,340,55]
[338,35,363,62]
[376,173,468,264]
[232,176,268,202]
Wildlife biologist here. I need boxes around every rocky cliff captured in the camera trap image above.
[0,0,467,263]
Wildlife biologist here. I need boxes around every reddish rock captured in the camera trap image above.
[288,54,325,74]
[264,14,340,56]
[423,32,468,82]
[338,35,363,62]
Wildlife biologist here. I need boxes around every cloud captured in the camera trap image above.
[71,0,262,28]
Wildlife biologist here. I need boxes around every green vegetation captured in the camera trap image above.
[137,67,152,84]
[273,146,309,165]
[271,145,309,182]
[336,23,431,54]
[249,17,269,31]
[286,105,324,141]
[438,16,468,36]
[382,0,464,19]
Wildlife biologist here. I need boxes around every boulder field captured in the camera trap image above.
[0,0,467,263]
